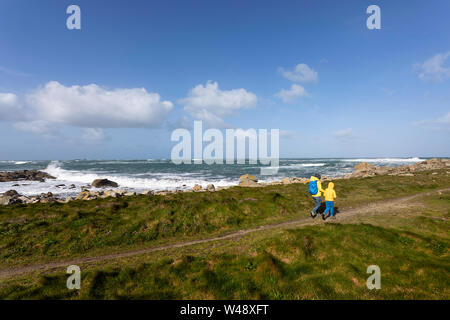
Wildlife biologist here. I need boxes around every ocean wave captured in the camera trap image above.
[14,161,30,165]
[280,163,326,169]
[42,161,236,192]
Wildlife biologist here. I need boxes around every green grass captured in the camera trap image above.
[1,220,448,299]
[0,170,448,268]
[0,170,449,299]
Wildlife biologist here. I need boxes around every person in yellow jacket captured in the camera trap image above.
[322,182,337,220]
[310,174,325,218]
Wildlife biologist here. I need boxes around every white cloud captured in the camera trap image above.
[414,112,450,130]
[13,120,59,138]
[166,116,192,130]
[26,81,173,128]
[0,93,22,120]
[82,128,107,142]
[180,81,257,127]
[333,128,357,140]
[414,52,450,82]
[278,63,318,83]
[276,84,308,102]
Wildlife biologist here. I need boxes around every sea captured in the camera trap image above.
[0,158,426,197]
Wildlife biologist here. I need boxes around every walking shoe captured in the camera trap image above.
[310,211,317,218]
[322,213,328,220]
[330,216,336,220]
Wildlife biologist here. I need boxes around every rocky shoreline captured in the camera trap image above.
[1,158,449,206]
[0,170,55,183]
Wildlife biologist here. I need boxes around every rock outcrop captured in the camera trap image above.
[353,162,375,173]
[352,158,450,178]
[0,170,55,182]
[3,190,19,197]
[91,179,119,188]
[0,189,57,205]
[206,184,215,191]
[238,174,258,187]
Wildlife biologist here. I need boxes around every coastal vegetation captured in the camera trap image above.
[0,166,449,299]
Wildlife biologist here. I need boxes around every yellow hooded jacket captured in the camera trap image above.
[324,182,337,202]
[310,176,325,197]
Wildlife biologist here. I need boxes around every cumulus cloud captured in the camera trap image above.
[278,63,318,83]
[180,81,257,127]
[413,112,450,130]
[276,84,308,102]
[26,81,173,128]
[166,116,193,130]
[414,52,450,82]
[0,93,22,120]
[13,120,59,138]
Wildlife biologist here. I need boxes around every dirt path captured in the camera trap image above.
[1,188,448,280]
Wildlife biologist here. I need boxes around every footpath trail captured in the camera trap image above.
[1,188,448,280]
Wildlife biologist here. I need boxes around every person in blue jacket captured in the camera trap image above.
[309,173,325,218]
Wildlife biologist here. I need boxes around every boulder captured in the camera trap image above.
[238,174,259,187]
[292,177,309,184]
[17,195,30,203]
[39,198,56,204]
[0,170,55,182]
[29,196,40,204]
[281,177,292,184]
[374,166,390,175]
[63,197,73,203]
[75,190,91,201]
[3,190,19,197]
[354,162,375,172]
[0,196,13,205]
[91,179,119,188]
[192,184,203,191]
[352,162,376,177]
[102,190,122,198]
[206,184,215,191]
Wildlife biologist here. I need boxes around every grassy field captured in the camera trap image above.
[0,170,449,299]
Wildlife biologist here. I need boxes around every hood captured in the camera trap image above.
[327,182,334,189]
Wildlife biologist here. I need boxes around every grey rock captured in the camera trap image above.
[91,179,119,188]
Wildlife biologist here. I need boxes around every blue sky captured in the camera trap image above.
[0,0,449,160]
